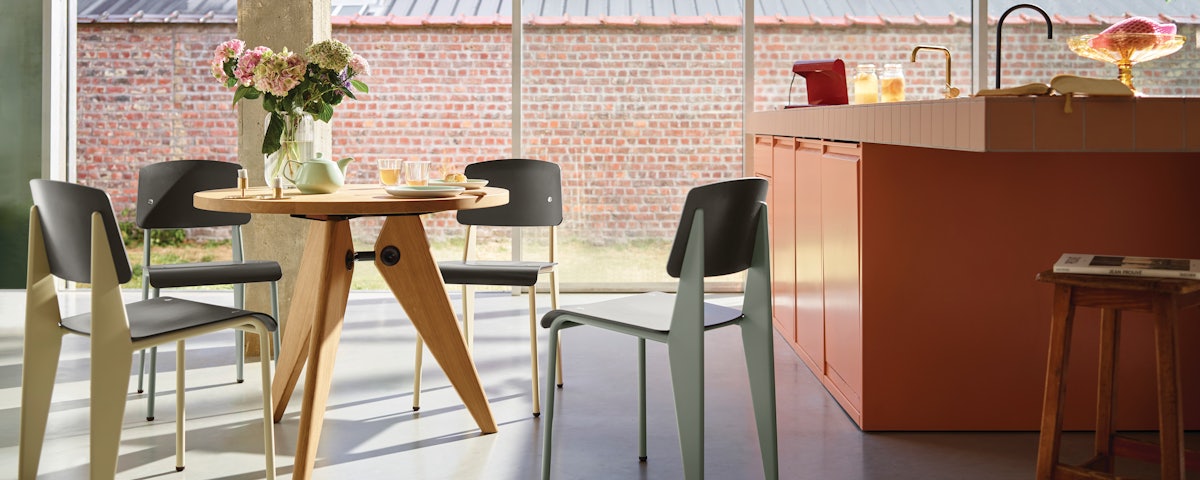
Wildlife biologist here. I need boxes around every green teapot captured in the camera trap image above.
[285,153,353,194]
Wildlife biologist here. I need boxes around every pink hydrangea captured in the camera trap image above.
[252,48,307,97]
[209,39,244,82]
[348,54,370,76]
[234,46,271,87]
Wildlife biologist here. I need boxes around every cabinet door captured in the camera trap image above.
[821,146,862,409]
[792,140,824,372]
[770,137,797,344]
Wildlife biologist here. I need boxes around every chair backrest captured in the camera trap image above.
[666,178,769,278]
[136,160,251,229]
[29,180,132,284]
[456,159,563,227]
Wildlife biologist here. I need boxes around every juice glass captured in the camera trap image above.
[378,158,401,186]
[404,161,430,186]
[880,64,906,102]
[853,64,879,104]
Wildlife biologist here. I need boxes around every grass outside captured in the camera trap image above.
[121,237,736,292]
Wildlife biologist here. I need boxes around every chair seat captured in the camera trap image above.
[146,260,282,289]
[62,296,277,341]
[439,260,557,286]
[541,291,743,333]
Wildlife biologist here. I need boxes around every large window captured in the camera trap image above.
[521,1,746,289]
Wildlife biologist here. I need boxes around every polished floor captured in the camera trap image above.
[0,289,1182,479]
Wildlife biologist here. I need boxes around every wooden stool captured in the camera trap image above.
[1035,270,1200,480]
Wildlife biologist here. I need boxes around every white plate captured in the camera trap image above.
[385,185,467,198]
[430,179,489,189]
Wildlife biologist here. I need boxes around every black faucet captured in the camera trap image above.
[995,3,1053,89]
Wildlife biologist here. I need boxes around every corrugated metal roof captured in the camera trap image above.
[76,0,1200,25]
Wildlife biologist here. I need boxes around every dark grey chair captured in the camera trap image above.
[411,158,564,416]
[21,179,276,478]
[539,178,778,480]
[136,160,282,420]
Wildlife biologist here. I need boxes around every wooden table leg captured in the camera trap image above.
[1092,308,1120,473]
[1037,284,1076,480]
[270,219,356,480]
[1154,295,1185,480]
[375,215,498,434]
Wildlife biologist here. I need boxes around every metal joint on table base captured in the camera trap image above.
[347,250,376,269]
[380,246,401,266]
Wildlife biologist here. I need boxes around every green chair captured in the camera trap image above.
[539,178,777,480]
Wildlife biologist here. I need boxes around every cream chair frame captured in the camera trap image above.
[19,205,276,479]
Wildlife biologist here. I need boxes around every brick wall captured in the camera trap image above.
[76,22,1200,243]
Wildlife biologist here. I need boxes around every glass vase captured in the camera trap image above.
[264,111,314,187]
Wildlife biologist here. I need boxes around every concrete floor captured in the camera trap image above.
[0,289,1184,479]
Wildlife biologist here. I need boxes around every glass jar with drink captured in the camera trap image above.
[880,63,906,102]
[853,64,879,104]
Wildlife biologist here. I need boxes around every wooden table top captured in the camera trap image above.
[194,184,509,216]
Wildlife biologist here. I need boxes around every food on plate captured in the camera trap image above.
[443,172,468,183]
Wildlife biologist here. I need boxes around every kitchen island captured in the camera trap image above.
[749,96,1200,430]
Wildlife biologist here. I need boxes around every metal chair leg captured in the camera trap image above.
[257,326,277,480]
[147,346,158,420]
[638,337,647,462]
[529,289,541,417]
[412,335,424,412]
[270,281,281,364]
[90,343,134,478]
[176,340,186,471]
[540,323,563,480]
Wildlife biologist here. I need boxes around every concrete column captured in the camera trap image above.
[237,0,332,357]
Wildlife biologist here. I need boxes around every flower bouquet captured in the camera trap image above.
[211,38,369,183]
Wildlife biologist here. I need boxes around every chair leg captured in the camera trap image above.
[176,340,186,472]
[235,283,246,384]
[528,289,541,417]
[540,323,563,480]
[667,334,704,480]
[412,335,424,412]
[147,345,158,421]
[463,284,476,352]
[271,281,281,365]
[742,320,779,480]
[257,326,277,480]
[638,337,647,462]
[146,287,161,421]
[137,349,146,393]
[90,344,133,478]
[550,271,563,388]
[18,328,63,479]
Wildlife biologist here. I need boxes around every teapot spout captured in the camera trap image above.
[336,157,353,175]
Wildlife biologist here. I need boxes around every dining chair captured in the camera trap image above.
[539,178,777,480]
[21,179,277,479]
[411,158,564,416]
[135,159,282,421]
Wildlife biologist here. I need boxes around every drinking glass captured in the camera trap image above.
[378,158,401,186]
[404,160,430,186]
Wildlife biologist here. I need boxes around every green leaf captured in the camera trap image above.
[351,79,369,93]
[225,77,238,88]
[262,95,277,112]
[342,88,357,101]
[262,112,283,155]
[318,103,334,123]
[232,85,252,106]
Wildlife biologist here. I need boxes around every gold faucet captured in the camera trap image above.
[910,45,961,99]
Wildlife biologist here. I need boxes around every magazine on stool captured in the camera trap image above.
[1053,253,1200,279]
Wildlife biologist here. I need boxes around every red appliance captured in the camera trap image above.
[785,59,848,108]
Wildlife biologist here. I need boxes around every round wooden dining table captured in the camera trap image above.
[195,184,508,480]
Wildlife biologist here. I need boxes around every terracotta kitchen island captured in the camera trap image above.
[749,96,1200,431]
